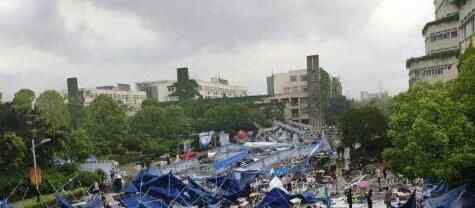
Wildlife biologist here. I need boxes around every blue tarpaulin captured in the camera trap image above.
[424,184,475,208]
[55,194,73,208]
[423,180,448,198]
[272,167,289,177]
[208,170,260,201]
[401,192,416,208]
[214,150,249,173]
[256,188,293,208]
[85,195,103,208]
[0,199,12,208]
[185,178,219,206]
[121,194,168,208]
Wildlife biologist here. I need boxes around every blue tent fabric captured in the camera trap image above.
[84,195,103,208]
[300,192,317,204]
[207,171,259,201]
[401,192,416,208]
[121,194,168,208]
[185,178,219,205]
[256,188,293,208]
[0,199,13,208]
[214,150,249,173]
[55,194,73,208]
[424,184,469,208]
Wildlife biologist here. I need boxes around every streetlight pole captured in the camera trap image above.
[31,138,51,203]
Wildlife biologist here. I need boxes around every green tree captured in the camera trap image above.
[326,95,351,126]
[203,103,254,133]
[320,68,331,122]
[454,46,475,123]
[35,90,71,130]
[338,106,389,161]
[384,82,475,185]
[12,89,35,113]
[85,95,128,155]
[170,79,201,101]
[0,132,27,171]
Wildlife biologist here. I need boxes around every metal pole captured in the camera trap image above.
[32,139,40,202]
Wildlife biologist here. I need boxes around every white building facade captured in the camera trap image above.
[136,78,247,102]
[80,85,146,111]
[407,0,475,87]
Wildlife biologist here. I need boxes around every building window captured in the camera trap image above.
[300,75,308,81]
[290,76,297,82]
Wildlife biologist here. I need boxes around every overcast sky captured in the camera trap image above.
[0,0,434,100]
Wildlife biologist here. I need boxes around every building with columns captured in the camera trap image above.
[407,0,475,87]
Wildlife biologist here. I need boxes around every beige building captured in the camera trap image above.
[80,84,146,111]
[136,77,247,102]
[267,69,310,124]
[407,0,475,87]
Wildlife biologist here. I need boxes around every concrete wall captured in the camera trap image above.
[408,55,458,86]
[434,0,459,20]
[424,21,460,54]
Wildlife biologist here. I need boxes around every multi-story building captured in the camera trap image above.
[267,69,310,124]
[136,78,247,102]
[266,57,341,126]
[137,67,247,102]
[80,84,146,111]
[407,0,475,87]
[136,80,179,102]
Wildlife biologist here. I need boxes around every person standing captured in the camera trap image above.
[346,188,353,208]
[376,168,382,191]
[366,189,373,208]
[384,188,392,208]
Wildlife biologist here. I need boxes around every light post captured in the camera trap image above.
[31,138,51,202]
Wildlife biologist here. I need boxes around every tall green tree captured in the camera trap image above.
[85,95,128,155]
[0,132,27,171]
[35,90,71,130]
[170,79,201,101]
[454,46,475,123]
[12,89,35,113]
[384,82,475,184]
[326,95,351,126]
[65,129,92,162]
[338,106,389,161]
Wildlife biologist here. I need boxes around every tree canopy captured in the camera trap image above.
[85,95,128,155]
[35,90,71,130]
[339,106,389,161]
[12,89,35,113]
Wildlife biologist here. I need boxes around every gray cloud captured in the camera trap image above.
[0,0,432,100]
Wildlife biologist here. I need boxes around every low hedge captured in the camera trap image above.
[14,188,87,208]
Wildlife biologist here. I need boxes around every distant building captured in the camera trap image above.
[67,77,80,104]
[80,84,146,111]
[307,55,322,131]
[136,68,247,102]
[406,0,475,87]
[266,55,340,128]
[360,91,389,102]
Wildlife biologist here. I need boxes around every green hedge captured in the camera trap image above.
[15,188,87,208]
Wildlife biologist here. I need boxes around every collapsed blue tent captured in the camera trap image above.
[121,194,168,208]
[214,150,249,173]
[424,184,475,208]
[0,199,13,208]
[85,195,103,208]
[423,180,448,198]
[185,178,219,206]
[401,192,416,208]
[208,170,260,201]
[256,188,293,208]
[55,194,73,208]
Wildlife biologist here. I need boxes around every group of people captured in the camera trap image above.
[345,187,373,208]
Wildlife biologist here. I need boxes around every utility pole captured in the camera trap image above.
[31,138,51,203]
